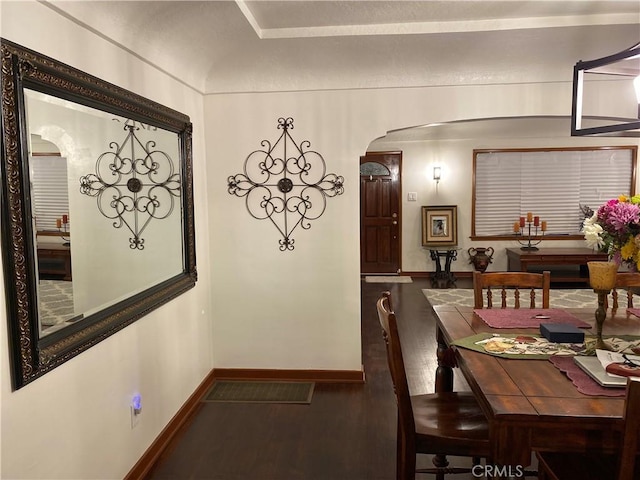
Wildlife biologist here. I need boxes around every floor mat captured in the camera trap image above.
[364,276,413,283]
[204,381,315,404]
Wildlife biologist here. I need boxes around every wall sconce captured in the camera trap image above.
[433,166,442,183]
[571,42,640,137]
[433,166,442,193]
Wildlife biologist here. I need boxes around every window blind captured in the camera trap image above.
[30,155,69,232]
[474,147,635,236]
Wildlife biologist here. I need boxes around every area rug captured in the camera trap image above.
[365,276,413,283]
[203,381,315,404]
[38,280,75,326]
[422,288,600,309]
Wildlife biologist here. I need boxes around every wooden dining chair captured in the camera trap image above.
[376,291,491,479]
[535,376,640,480]
[610,272,640,310]
[473,271,551,309]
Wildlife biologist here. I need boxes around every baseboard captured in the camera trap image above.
[124,367,364,479]
[212,367,365,383]
[123,369,216,480]
[401,271,473,279]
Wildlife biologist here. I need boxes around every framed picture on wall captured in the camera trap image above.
[422,205,458,246]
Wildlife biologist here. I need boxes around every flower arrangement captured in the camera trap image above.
[582,195,640,271]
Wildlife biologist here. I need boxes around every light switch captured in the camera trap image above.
[407,192,417,202]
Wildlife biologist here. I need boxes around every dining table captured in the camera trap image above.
[433,304,640,468]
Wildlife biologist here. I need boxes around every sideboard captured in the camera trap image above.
[506,247,608,284]
[37,243,72,281]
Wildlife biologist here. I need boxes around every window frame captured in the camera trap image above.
[30,153,70,236]
[471,146,638,241]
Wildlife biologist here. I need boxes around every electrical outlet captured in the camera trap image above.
[130,394,142,429]
[130,406,140,428]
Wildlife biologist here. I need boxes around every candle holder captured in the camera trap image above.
[513,214,545,251]
[57,215,70,246]
[587,261,618,351]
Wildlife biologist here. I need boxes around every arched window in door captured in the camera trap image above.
[360,161,391,177]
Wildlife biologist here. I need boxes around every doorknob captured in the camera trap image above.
[392,213,398,218]
[392,221,398,225]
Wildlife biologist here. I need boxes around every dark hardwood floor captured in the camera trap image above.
[147,277,482,480]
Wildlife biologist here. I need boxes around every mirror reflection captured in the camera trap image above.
[26,90,185,338]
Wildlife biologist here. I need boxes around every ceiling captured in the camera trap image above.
[43,1,640,96]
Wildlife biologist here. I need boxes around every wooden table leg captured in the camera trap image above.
[435,327,454,393]
[434,326,456,471]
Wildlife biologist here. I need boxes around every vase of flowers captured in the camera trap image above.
[582,195,640,270]
[582,195,640,350]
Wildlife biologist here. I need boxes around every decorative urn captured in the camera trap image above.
[468,247,494,273]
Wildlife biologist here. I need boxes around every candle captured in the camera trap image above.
[533,216,539,226]
[56,218,62,228]
[541,221,547,232]
[527,212,533,223]
[62,214,68,224]
[513,221,520,233]
[519,217,525,228]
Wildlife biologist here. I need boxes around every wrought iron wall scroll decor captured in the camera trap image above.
[227,117,344,251]
[79,122,180,249]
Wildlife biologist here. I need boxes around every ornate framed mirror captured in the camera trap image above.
[1,39,197,390]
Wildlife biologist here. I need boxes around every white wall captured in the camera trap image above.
[1,2,212,479]
[206,99,367,372]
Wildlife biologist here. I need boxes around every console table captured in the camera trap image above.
[37,243,72,281]
[429,249,459,288]
[506,247,608,284]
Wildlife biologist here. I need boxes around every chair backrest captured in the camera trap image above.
[618,376,640,480]
[376,291,415,446]
[611,273,640,310]
[473,271,551,309]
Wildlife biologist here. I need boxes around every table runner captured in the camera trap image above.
[549,356,626,397]
[453,333,640,359]
[452,333,584,359]
[473,308,591,329]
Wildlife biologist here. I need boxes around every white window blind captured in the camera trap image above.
[474,147,635,236]
[29,155,69,231]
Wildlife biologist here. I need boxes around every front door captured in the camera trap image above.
[360,152,401,274]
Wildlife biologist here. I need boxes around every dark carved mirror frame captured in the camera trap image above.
[0,39,197,390]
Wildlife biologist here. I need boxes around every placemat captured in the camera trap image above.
[473,308,591,329]
[628,308,640,318]
[549,356,626,397]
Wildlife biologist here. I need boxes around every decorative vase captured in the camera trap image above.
[587,261,618,351]
[468,247,494,273]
